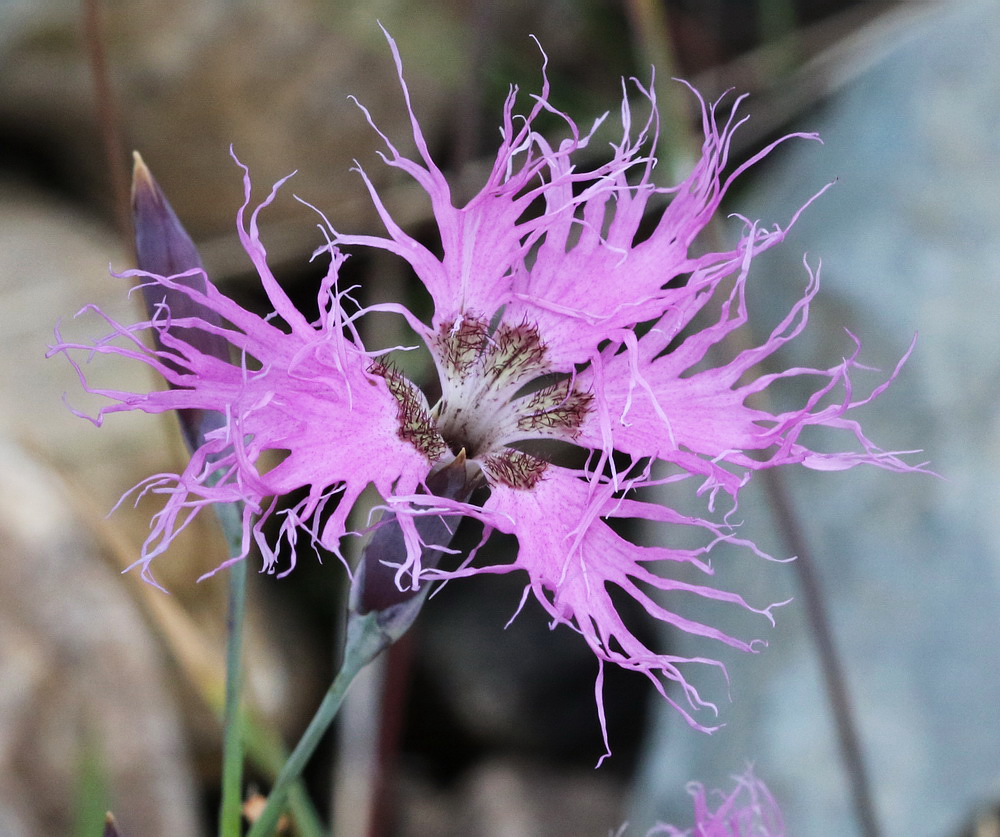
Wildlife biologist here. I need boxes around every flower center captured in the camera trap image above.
[372,316,592,490]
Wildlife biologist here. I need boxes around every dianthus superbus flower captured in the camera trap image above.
[51,31,919,754]
[648,767,785,837]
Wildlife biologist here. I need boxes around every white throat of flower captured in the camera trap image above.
[372,315,592,490]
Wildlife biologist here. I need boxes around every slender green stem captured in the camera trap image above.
[217,501,249,837]
[246,611,389,837]
[243,721,327,837]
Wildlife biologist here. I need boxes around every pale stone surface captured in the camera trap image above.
[0,183,205,835]
[0,434,203,836]
[0,179,163,501]
[632,2,1000,835]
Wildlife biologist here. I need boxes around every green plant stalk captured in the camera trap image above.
[73,727,110,837]
[246,611,389,837]
[243,721,326,837]
[216,500,249,837]
[210,495,325,837]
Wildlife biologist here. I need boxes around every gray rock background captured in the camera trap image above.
[631,2,1000,835]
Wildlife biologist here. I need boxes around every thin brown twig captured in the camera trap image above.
[622,5,884,836]
[81,0,133,256]
[760,469,883,837]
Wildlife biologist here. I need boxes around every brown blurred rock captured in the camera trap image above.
[0,176,207,834]
[1,0,615,256]
[397,756,627,837]
[0,1,443,232]
[0,177,175,544]
[0,179,322,835]
[0,433,202,836]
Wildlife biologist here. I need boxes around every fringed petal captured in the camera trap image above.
[648,766,785,837]
[49,169,434,585]
[579,258,926,503]
[472,468,783,758]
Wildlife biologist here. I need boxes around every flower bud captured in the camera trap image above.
[131,152,229,450]
[350,451,473,642]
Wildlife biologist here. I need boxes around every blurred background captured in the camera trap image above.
[2,0,997,835]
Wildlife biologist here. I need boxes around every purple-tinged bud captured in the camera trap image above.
[131,153,229,450]
[350,451,474,642]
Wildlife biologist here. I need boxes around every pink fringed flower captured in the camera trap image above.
[648,768,785,837]
[52,30,919,755]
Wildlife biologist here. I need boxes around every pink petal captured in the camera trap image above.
[579,258,923,502]
[472,466,783,759]
[649,766,785,836]
[50,165,434,585]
